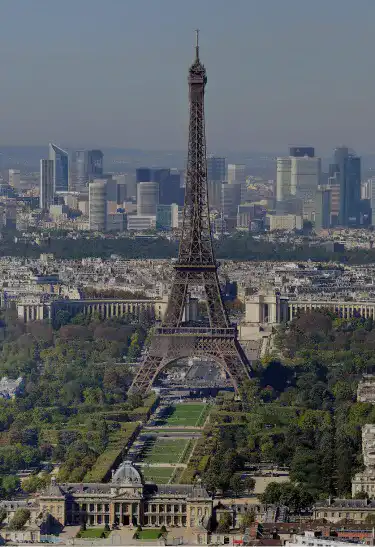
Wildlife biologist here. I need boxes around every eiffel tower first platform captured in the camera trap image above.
[130,32,251,394]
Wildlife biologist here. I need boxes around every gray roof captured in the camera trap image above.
[112,461,142,486]
[315,498,375,509]
[144,484,210,499]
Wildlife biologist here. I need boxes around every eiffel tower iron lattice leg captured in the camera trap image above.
[130,32,251,394]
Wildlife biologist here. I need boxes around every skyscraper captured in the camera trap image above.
[276,147,320,220]
[40,159,54,210]
[8,169,21,189]
[136,168,154,184]
[332,146,361,227]
[276,158,292,202]
[74,149,103,192]
[49,143,69,193]
[89,180,107,231]
[314,186,331,231]
[291,154,321,221]
[137,182,159,215]
[227,164,246,201]
[207,156,226,182]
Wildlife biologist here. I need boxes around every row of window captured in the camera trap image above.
[317,511,370,519]
[144,504,186,513]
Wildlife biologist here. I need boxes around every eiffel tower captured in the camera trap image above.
[130,32,251,393]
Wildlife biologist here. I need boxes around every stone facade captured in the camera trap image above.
[37,462,212,530]
[313,498,375,523]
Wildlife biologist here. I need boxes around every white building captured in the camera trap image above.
[362,424,375,468]
[39,159,54,210]
[127,215,156,231]
[276,158,292,202]
[8,169,20,189]
[137,182,159,215]
[266,214,303,231]
[291,156,321,220]
[227,164,246,201]
[89,179,107,231]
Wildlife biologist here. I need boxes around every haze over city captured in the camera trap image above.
[1,2,375,546]
[0,0,374,153]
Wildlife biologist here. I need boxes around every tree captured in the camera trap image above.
[217,512,232,533]
[127,332,141,363]
[240,510,255,532]
[8,508,30,530]
[0,508,6,525]
[244,476,256,493]
[229,474,244,497]
[2,475,20,497]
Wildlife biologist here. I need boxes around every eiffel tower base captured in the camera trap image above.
[130,326,251,393]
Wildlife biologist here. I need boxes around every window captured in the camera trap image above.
[105,515,109,524]
[167,505,172,513]
[174,505,179,513]
[152,505,157,513]
[105,504,109,513]
[324,513,327,518]
[97,515,102,525]
[115,503,120,513]
[81,504,87,511]
[144,504,149,513]
[89,504,94,512]
[97,504,102,512]
[181,505,186,513]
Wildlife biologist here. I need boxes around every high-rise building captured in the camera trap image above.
[227,164,246,201]
[49,143,69,193]
[74,149,104,192]
[137,182,159,215]
[227,164,245,184]
[8,169,21,189]
[156,204,179,230]
[207,180,222,210]
[207,156,226,182]
[39,159,54,210]
[331,146,361,227]
[136,168,153,183]
[314,186,331,231]
[88,150,104,179]
[276,158,292,202]
[290,155,321,220]
[221,182,241,216]
[136,168,184,206]
[89,180,107,231]
[276,147,320,220]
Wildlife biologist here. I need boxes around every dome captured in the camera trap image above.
[111,461,142,486]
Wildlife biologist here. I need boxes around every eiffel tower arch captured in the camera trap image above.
[130,32,251,393]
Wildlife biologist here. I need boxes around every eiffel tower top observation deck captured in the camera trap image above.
[177,29,215,269]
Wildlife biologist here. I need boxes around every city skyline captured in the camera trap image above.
[0,0,374,153]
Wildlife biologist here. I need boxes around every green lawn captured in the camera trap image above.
[77,528,110,538]
[135,529,163,540]
[140,466,175,484]
[142,438,189,464]
[164,404,208,427]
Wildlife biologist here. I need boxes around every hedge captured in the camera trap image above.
[84,423,139,482]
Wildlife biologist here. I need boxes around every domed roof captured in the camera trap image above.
[111,461,142,486]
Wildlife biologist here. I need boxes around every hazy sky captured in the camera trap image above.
[1,0,374,154]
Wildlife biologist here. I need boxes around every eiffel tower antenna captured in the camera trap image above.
[130,34,251,394]
[195,28,200,60]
